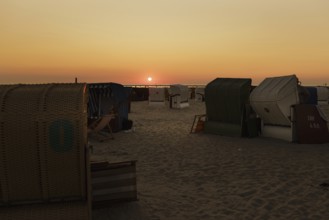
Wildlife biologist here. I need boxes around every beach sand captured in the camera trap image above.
[91,100,329,220]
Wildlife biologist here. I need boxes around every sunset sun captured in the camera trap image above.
[147,77,152,82]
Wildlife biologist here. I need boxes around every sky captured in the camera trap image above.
[1,0,329,86]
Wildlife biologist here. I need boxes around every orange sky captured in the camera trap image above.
[1,0,329,86]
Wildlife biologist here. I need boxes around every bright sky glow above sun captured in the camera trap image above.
[1,0,329,85]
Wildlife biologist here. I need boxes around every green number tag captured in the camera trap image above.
[49,119,74,152]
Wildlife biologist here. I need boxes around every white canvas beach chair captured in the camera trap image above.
[195,87,205,102]
[148,87,166,106]
[169,84,190,109]
[250,75,300,142]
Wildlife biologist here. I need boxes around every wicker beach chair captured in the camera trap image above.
[0,83,91,220]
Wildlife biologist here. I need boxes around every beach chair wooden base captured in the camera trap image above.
[0,200,90,220]
[91,160,138,209]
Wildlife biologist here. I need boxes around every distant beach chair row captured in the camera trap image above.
[148,85,204,108]
[129,84,205,102]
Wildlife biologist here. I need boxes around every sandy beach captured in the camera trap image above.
[91,100,329,220]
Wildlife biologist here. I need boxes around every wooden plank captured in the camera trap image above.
[91,160,137,207]
[92,177,136,189]
[91,166,135,178]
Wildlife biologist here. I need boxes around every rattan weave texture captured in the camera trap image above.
[0,84,88,205]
